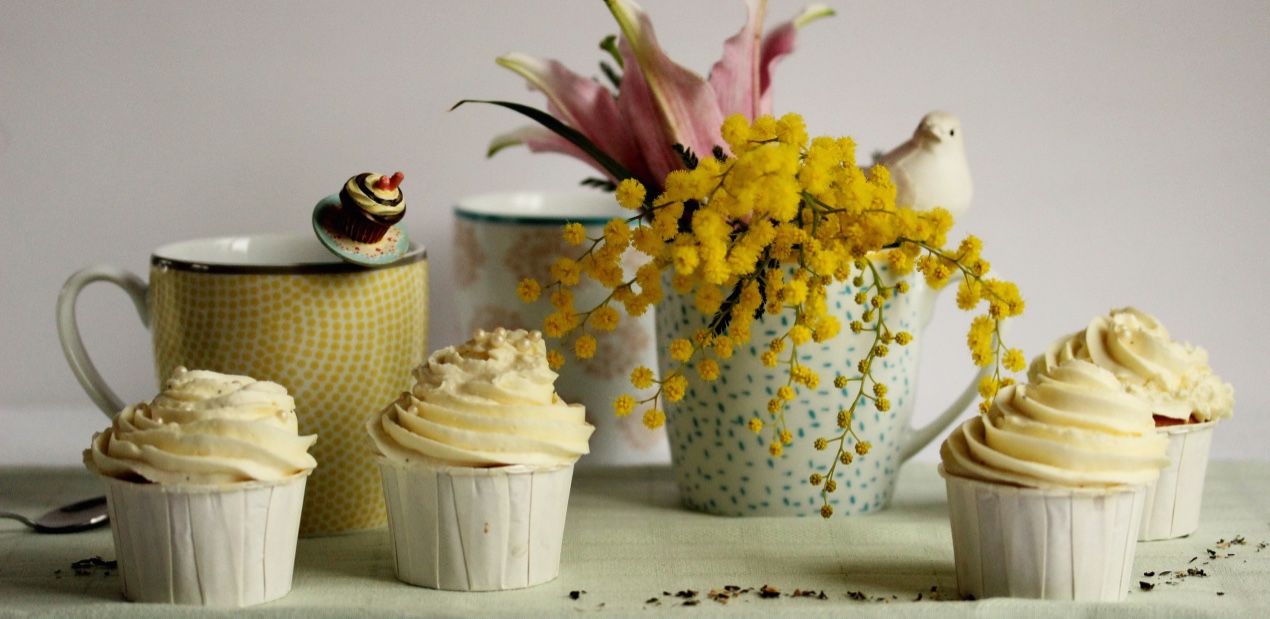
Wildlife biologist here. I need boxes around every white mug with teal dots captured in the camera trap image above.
[656,263,989,516]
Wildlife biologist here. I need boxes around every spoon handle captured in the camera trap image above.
[0,511,37,528]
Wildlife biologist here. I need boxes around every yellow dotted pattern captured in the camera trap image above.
[149,261,428,535]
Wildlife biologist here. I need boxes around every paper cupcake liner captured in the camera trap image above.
[376,458,574,591]
[98,473,308,607]
[1139,420,1217,541]
[941,466,1146,602]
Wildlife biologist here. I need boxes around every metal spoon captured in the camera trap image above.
[0,495,109,533]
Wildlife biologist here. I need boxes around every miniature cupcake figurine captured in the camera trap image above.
[338,171,406,243]
[313,171,413,266]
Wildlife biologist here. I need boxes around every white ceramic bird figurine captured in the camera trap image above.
[876,111,973,219]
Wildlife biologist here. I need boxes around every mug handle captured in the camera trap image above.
[56,266,150,417]
[897,269,995,462]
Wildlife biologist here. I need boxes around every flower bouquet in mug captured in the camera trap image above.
[457,0,1024,517]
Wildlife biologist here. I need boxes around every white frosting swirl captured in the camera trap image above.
[942,358,1169,488]
[86,368,317,485]
[343,173,405,217]
[1029,307,1234,422]
[368,328,593,467]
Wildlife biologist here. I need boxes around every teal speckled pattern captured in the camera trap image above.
[655,264,958,516]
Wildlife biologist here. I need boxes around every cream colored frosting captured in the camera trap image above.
[343,173,405,217]
[86,368,317,485]
[942,358,1169,488]
[1029,307,1234,422]
[368,328,593,467]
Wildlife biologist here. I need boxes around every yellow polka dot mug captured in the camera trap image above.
[57,234,428,535]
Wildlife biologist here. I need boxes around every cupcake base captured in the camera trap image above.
[1139,420,1217,541]
[340,211,393,244]
[376,458,574,591]
[98,473,308,607]
[941,466,1146,602]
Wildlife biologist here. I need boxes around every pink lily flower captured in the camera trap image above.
[490,0,833,192]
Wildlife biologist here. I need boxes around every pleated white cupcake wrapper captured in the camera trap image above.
[1139,421,1216,541]
[941,467,1146,602]
[97,473,308,607]
[376,458,574,591]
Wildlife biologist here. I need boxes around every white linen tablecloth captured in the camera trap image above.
[1,462,1267,617]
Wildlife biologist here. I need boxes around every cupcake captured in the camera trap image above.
[336,171,406,243]
[1031,307,1235,540]
[85,368,317,607]
[367,328,594,591]
[940,358,1169,601]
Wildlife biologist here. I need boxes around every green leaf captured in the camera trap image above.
[581,177,617,191]
[673,143,699,170]
[451,99,635,183]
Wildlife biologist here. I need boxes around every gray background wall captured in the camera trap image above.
[2,0,1266,465]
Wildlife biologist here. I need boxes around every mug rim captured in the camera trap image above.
[454,190,626,226]
[151,233,426,275]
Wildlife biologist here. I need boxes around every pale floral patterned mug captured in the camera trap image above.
[453,191,669,466]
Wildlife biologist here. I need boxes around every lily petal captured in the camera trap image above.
[489,124,613,176]
[607,0,728,182]
[486,125,549,157]
[709,0,767,120]
[496,52,651,182]
[757,4,834,115]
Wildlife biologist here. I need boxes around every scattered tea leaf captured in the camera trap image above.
[70,556,117,570]
[1140,581,1155,591]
